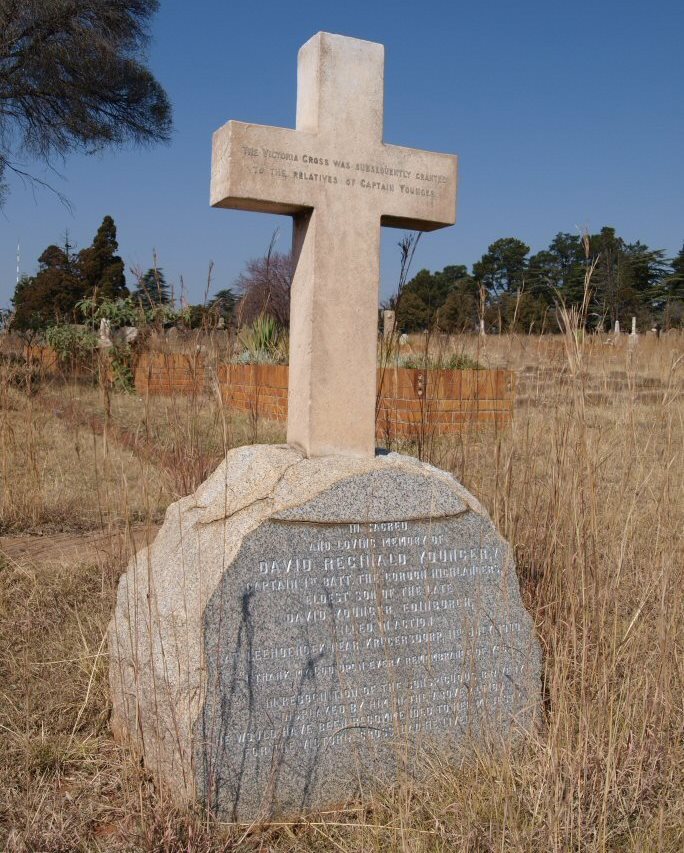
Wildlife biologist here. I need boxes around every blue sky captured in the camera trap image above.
[1,0,682,308]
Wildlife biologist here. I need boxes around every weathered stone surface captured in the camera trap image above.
[109,444,541,821]
[211,32,458,457]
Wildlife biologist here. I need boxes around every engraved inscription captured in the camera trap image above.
[198,505,539,820]
[240,144,449,200]
[203,518,528,759]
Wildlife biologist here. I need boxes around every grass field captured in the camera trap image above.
[0,332,682,851]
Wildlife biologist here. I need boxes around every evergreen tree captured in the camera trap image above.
[473,238,530,297]
[78,215,127,300]
[394,265,467,331]
[210,288,237,324]
[12,237,84,329]
[667,244,684,302]
[132,268,171,308]
[527,233,587,306]
[663,243,684,327]
[437,275,479,332]
[587,227,625,328]
[621,242,669,320]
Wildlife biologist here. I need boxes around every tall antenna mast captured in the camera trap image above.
[16,241,20,285]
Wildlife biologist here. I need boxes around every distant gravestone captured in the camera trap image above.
[109,32,541,823]
[628,316,638,348]
[98,317,113,349]
[383,309,396,339]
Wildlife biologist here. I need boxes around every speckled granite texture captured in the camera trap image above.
[108,445,541,821]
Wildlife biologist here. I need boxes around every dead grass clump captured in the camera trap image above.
[0,555,243,851]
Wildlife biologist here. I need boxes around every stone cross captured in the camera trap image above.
[212,32,457,457]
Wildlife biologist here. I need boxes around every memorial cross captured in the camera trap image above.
[211,32,458,457]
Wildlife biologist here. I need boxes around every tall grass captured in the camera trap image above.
[0,329,682,850]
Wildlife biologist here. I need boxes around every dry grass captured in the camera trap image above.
[0,333,682,851]
[34,380,285,498]
[0,383,171,535]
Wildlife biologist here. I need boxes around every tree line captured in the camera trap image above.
[393,230,683,333]
[8,220,684,336]
[8,216,237,332]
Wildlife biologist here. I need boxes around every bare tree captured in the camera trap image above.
[235,237,294,327]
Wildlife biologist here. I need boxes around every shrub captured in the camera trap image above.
[44,325,98,364]
[396,352,482,370]
[236,315,288,364]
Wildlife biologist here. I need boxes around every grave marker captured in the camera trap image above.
[211,32,457,457]
[383,309,396,339]
[109,32,540,824]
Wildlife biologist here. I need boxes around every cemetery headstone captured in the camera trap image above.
[109,32,541,823]
[210,32,457,457]
[628,316,638,348]
[383,309,396,339]
[98,317,113,349]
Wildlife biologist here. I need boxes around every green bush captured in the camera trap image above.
[44,325,98,363]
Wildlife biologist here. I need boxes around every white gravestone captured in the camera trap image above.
[211,32,457,457]
[383,309,396,339]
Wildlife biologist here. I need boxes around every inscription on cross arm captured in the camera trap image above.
[211,32,458,458]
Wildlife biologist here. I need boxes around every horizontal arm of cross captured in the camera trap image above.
[212,121,316,214]
[212,121,457,231]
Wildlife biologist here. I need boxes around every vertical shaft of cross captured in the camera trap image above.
[288,196,381,457]
[286,34,386,457]
[296,33,384,141]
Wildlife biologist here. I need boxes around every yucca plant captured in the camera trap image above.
[237,314,285,363]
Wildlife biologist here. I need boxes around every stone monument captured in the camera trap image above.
[211,32,457,456]
[109,32,541,823]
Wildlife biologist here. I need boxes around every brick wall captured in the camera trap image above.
[217,363,289,421]
[376,367,514,437]
[135,354,514,435]
[134,352,207,395]
[24,345,59,374]
[23,345,94,379]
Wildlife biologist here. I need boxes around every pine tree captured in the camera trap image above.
[0,1,171,204]
[78,215,127,300]
[132,268,171,308]
[473,238,530,297]
[668,244,684,302]
[210,288,237,323]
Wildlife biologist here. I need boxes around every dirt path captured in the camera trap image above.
[0,524,160,566]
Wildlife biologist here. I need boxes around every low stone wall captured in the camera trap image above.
[135,354,514,436]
